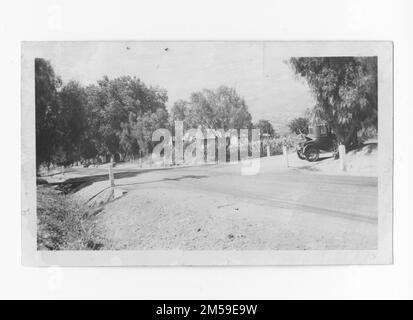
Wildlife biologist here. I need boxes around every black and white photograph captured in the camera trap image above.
[1,0,412,302]
[21,41,393,265]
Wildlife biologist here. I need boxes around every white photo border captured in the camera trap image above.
[21,41,393,266]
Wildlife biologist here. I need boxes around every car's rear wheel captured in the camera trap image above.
[305,146,319,162]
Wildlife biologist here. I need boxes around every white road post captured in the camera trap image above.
[338,144,346,171]
[61,165,64,176]
[266,145,270,157]
[108,159,115,188]
[283,145,289,168]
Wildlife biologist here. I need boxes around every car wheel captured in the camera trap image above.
[297,150,306,160]
[305,146,319,162]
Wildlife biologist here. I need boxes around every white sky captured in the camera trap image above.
[30,42,315,130]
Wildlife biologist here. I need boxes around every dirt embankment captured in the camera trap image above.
[292,142,378,177]
[37,186,106,250]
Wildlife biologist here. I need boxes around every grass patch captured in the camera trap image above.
[37,185,105,250]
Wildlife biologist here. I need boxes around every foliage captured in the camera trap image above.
[36,61,271,168]
[35,58,62,167]
[35,59,170,167]
[261,136,298,157]
[289,57,378,146]
[254,119,277,138]
[171,86,253,130]
[57,81,88,164]
[37,186,104,250]
[85,76,169,157]
[170,100,189,125]
[288,117,309,135]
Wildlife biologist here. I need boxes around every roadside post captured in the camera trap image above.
[108,159,115,188]
[149,154,153,167]
[61,165,65,176]
[263,133,271,158]
[338,144,346,171]
[283,145,289,168]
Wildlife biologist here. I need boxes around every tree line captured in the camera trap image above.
[35,56,378,168]
[35,58,172,168]
[35,58,277,169]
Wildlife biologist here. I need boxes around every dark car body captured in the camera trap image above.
[297,124,337,162]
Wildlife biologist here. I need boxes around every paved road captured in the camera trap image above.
[63,156,377,249]
[147,165,378,223]
[68,157,377,223]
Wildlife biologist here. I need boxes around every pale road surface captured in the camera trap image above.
[67,155,378,250]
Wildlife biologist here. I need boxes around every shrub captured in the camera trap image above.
[261,135,300,157]
[37,186,104,250]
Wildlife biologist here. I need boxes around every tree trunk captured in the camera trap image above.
[343,123,359,150]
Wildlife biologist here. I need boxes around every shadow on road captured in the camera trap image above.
[48,167,209,193]
[46,168,169,193]
[289,155,333,172]
[117,174,209,188]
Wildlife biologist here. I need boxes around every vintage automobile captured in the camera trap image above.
[296,124,337,162]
